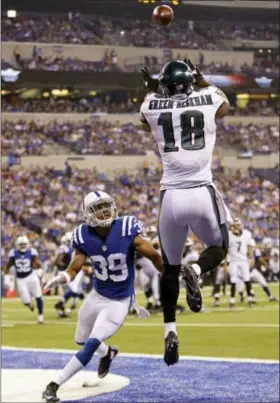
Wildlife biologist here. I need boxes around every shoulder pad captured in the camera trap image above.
[8,249,15,258]
[72,224,86,247]
[121,215,143,238]
[31,248,38,256]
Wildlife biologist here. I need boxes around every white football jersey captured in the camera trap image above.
[228,229,254,263]
[140,86,225,189]
[182,250,199,265]
[136,256,158,278]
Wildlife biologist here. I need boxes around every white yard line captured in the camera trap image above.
[2,346,279,364]
[1,319,278,328]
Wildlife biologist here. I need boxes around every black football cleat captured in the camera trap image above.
[181,265,202,313]
[164,331,179,366]
[98,346,119,379]
[42,381,60,402]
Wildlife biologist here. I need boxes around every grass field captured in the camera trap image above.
[2,284,279,360]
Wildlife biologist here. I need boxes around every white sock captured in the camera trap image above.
[96,343,109,358]
[230,297,235,304]
[192,263,201,277]
[38,314,44,322]
[164,322,177,338]
[55,355,83,386]
[147,297,153,303]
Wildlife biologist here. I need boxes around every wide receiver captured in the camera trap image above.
[42,191,163,402]
[5,235,44,323]
[140,59,231,365]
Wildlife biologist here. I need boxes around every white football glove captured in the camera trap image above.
[43,272,71,291]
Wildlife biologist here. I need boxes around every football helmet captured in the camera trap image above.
[158,60,194,97]
[82,191,117,228]
[146,225,157,239]
[15,235,30,252]
[231,218,243,235]
[61,231,73,247]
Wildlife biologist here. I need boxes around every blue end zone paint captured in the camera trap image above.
[2,349,279,403]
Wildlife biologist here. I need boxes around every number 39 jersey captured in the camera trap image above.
[8,248,38,278]
[72,215,143,299]
[140,86,224,189]
[228,229,254,263]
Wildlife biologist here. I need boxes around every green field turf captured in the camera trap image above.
[2,284,279,360]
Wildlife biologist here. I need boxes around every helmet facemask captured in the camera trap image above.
[83,198,118,228]
[16,236,29,252]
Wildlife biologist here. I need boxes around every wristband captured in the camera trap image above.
[60,272,71,284]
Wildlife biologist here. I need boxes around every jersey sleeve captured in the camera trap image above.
[208,86,227,112]
[72,224,86,252]
[8,249,15,258]
[122,215,143,242]
[31,248,39,257]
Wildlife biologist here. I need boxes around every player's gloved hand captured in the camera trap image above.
[43,272,71,291]
[184,58,209,88]
[141,66,159,93]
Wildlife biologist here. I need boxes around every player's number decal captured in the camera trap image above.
[158,110,205,152]
[15,258,31,273]
[237,241,242,252]
[90,253,128,282]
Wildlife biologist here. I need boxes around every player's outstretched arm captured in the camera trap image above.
[43,249,86,290]
[133,235,163,273]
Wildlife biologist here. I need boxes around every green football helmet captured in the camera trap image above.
[158,60,195,97]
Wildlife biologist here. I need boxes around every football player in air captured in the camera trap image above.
[227,219,255,308]
[140,59,231,365]
[5,235,44,324]
[42,191,163,402]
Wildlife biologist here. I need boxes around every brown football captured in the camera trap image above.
[152,5,174,26]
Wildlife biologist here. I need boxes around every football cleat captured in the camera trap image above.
[164,331,179,366]
[98,346,119,379]
[181,265,202,313]
[229,302,235,309]
[42,381,60,402]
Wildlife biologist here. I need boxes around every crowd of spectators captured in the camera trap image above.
[1,165,279,264]
[7,43,279,77]
[2,119,279,157]
[2,120,59,156]
[2,96,278,117]
[2,14,278,49]
[2,97,141,114]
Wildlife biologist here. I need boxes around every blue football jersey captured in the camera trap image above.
[72,215,143,299]
[8,248,38,278]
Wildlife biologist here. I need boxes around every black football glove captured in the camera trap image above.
[141,66,159,94]
[184,58,208,87]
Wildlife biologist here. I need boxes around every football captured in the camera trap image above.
[152,5,174,26]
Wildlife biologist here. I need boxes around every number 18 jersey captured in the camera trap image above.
[140,86,224,189]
